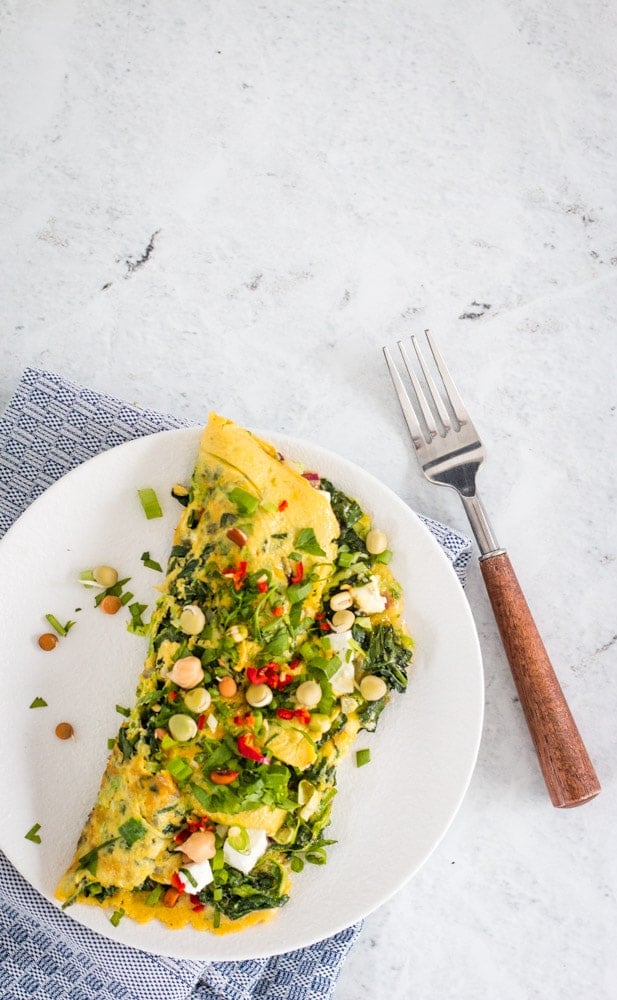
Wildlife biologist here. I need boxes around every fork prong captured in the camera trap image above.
[397,341,439,441]
[383,347,427,450]
[425,330,470,427]
[411,335,451,432]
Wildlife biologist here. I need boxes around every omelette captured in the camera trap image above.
[56,414,413,933]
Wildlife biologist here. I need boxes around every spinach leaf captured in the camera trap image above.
[362,623,412,693]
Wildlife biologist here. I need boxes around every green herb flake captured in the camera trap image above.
[141,551,163,573]
[295,527,326,558]
[29,697,48,709]
[138,487,163,520]
[110,908,125,927]
[115,704,131,717]
[25,823,42,844]
[356,748,371,768]
[119,818,147,847]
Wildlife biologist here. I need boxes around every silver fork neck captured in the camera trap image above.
[460,493,503,557]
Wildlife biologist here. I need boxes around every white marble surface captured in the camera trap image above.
[1,1,616,997]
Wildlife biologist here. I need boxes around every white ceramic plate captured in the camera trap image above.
[0,427,483,960]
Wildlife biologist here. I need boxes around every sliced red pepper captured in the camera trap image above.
[290,561,304,584]
[233,711,255,727]
[192,903,206,913]
[168,690,178,702]
[171,871,185,894]
[256,575,269,593]
[276,707,311,724]
[237,733,270,764]
[278,499,288,511]
[271,604,285,617]
[222,561,248,590]
[197,714,206,730]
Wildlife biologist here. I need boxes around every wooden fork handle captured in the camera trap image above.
[480,551,601,808]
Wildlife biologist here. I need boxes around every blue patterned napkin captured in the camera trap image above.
[0,369,472,1000]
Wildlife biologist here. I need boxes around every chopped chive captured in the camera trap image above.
[120,591,134,606]
[107,738,115,749]
[213,907,221,929]
[115,704,130,717]
[110,908,125,927]
[29,697,48,709]
[356,748,371,768]
[137,487,163,519]
[25,823,42,844]
[141,551,163,572]
[45,614,75,637]
[180,867,198,888]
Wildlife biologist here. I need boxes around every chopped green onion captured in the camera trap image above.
[373,549,393,565]
[228,487,259,515]
[212,887,223,901]
[141,551,163,573]
[290,856,304,873]
[115,704,130,717]
[227,827,250,853]
[306,848,328,865]
[78,569,99,588]
[146,884,163,906]
[25,823,41,844]
[213,907,221,929]
[138,488,163,519]
[29,697,47,709]
[120,590,134,606]
[166,756,192,784]
[356,748,371,768]
[110,908,125,927]
[107,738,115,750]
[211,849,225,871]
[45,614,75,637]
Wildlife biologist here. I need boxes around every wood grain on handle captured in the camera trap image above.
[480,551,600,808]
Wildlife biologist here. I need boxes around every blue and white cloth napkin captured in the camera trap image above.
[0,369,472,1000]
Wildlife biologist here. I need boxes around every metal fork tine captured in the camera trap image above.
[397,340,438,440]
[425,330,469,426]
[411,335,451,432]
[383,347,426,450]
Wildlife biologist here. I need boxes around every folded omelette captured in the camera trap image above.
[56,413,413,934]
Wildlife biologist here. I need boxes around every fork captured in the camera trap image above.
[384,333,600,808]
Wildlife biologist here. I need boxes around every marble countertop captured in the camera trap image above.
[1,1,615,997]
